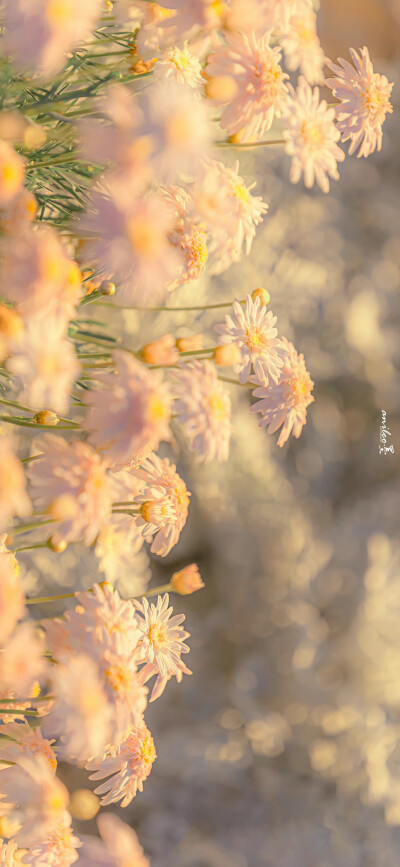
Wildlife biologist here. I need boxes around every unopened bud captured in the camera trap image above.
[176,334,203,352]
[205,75,238,102]
[105,0,113,11]
[100,279,116,296]
[33,410,59,426]
[69,789,100,821]
[141,334,179,366]
[47,494,78,522]
[252,287,270,306]
[213,344,241,367]
[47,537,68,553]
[171,563,204,595]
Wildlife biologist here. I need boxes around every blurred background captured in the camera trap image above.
[22,1,400,863]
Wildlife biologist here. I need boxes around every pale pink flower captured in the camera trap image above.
[21,813,81,866]
[0,552,25,643]
[133,453,190,557]
[154,44,203,88]
[95,516,145,586]
[281,3,325,84]
[3,0,103,79]
[42,654,113,764]
[0,755,69,847]
[158,0,225,41]
[161,185,209,290]
[135,1,177,60]
[325,46,394,158]
[282,77,345,193]
[258,0,310,31]
[250,337,314,447]
[0,186,37,234]
[0,228,82,321]
[0,437,31,531]
[0,839,19,865]
[27,435,116,546]
[214,294,287,384]
[0,141,25,207]
[221,0,277,36]
[0,621,47,699]
[207,32,288,140]
[0,720,57,773]
[79,813,149,867]
[7,316,80,415]
[87,723,156,807]
[81,183,182,306]
[133,593,191,700]
[170,360,232,462]
[171,563,204,595]
[85,351,172,469]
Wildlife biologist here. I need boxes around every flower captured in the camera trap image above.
[0,621,47,699]
[133,453,190,557]
[0,839,19,866]
[325,46,394,158]
[134,593,191,700]
[95,515,145,587]
[281,2,325,84]
[250,337,314,446]
[0,186,37,234]
[282,77,345,193]
[161,185,209,289]
[0,755,69,847]
[3,0,103,79]
[21,812,81,866]
[0,720,57,773]
[85,351,172,468]
[140,333,179,366]
[0,552,25,643]
[176,334,203,352]
[171,563,204,595]
[154,44,203,88]
[157,0,226,42]
[0,437,31,531]
[257,0,308,31]
[27,435,116,546]
[170,360,232,462]
[87,724,156,807]
[214,294,287,384]
[207,32,288,140]
[0,141,24,207]
[0,304,24,363]
[78,813,149,867]
[7,316,80,415]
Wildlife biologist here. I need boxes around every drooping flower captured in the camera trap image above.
[0,141,25,208]
[0,551,25,643]
[87,723,156,807]
[0,720,57,773]
[0,437,31,531]
[0,755,69,847]
[282,77,345,193]
[214,294,287,384]
[27,435,116,546]
[325,46,394,158]
[78,813,149,867]
[134,593,191,700]
[85,351,172,468]
[133,453,190,557]
[20,812,81,866]
[170,360,232,462]
[154,44,203,88]
[160,185,209,289]
[250,337,314,447]
[207,32,288,140]
[281,2,325,84]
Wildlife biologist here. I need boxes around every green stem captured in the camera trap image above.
[9,519,56,537]
[25,592,76,606]
[0,709,39,716]
[0,415,80,430]
[98,299,245,311]
[216,139,286,148]
[11,542,50,553]
[141,583,172,598]
[178,347,216,357]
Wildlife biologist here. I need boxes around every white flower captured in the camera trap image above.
[20,813,81,866]
[281,2,325,84]
[0,720,57,773]
[214,295,287,384]
[95,515,145,586]
[0,437,31,532]
[170,361,232,462]
[133,453,190,557]
[78,813,149,867]
[154,45,203,88]
[134,593,191,700]
[0,551,25,643]
[0,621,46,699]
[87,723,156,807]
[0,755,69,847]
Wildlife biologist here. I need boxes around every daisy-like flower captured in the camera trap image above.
[27,435,116,546]
[0,437,31,531]
[0,141,25,208]
[214,294,287,384]
[0,755,69,847]
[133,453,190,557]
[207,32,288,140]
[281,2,325,84]
[170,360,232,462]
[0,839,19,865]
[7,315,80,415]
[3,0,103,79]
[87,723,156,807]
[21,812,81,866]
[81,183,182,306]
[0,720,57,772]
[0,552,25,644]
[282,77,345,193]
[95,515,145,586]
[0,621,47,699]
[325,46,394,158]
[161,185,209,290]
[134,1,177,60]
[154,44,203,88]
[42,654,112,764]
[250,337,314,447]
[133,593,191,700]
[85,351,172,469]
[258,0,310,31]
[158,0,226,41]
[78,813,149,867]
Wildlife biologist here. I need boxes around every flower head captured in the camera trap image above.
[0,720,57,774]
[214,294,287,384]
[154,45,203,88]
[133,453,190,557]
[171,563,204,595]
[170,360,232,462]
[161,185,209,289]
[250,337,314,446]
[282,77,345,192]
[87,724,156,807]
[0,755,69,847]
[0,186,37,234]
[325,46,393,158]
[81,813,149,867]
[95,515,145,587]
[85,351,172,468]
[21,812,81,866]
[0,621,46,699]
[281,2,325,84]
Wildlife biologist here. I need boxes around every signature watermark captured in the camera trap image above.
[379,410,394,454]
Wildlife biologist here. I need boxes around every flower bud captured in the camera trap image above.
[205,75,238,102]
[100,279,116,296]
[69,789,100,821]
[47,495,78,522]
[252,287,270,306]
[47,537,68,553]
[171,563,204,595]
[33,410,59,426]
[141,334,179,366]
[176,334,203,352]
[213,344,241,367]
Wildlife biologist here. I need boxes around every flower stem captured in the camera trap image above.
[25,592,76,606]
[216,139,286,148]
[9,519,56,537]
[140,583,172,598]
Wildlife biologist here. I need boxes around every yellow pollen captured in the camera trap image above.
[47,788,67,814]
[291,373,313,401]
[296,21,315,44]
[43,252,63,283]
[209,0,228,20]
[208,392,228,420]
[140,500,171,524]
[174,479,190,510]
[147,623,167,647]
[245,327,267,351]
[140,735,156,765]
[233,182,250,204]
[301,122,324,148]
[171,50,189,69]
[104,664,131,694]
[147,394,169,424]
[46,0,75,24]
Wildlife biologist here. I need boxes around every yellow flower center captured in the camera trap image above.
[104,663,132,694]
[127,217,161,256]
[171,50,189,70]
[166,112,193,147]
[46,0,75,25]
[139,734,156,765]
[147,623,167,647]
[147,393,169,425]
[232,182,250,204]
[140,500,172,524]
[301,121,324,149]
[208,391,228,420]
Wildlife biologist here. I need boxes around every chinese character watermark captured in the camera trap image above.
[379,410,394,454]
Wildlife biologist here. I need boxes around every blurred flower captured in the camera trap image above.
[134,1,177,60]
[0,720,57,773]
[261,0,310,30]
[281,1,325,84]
[0,551,25,644]
[27,435,116,546]
[161,184,210,290]
[134,593,191,700]
[3,0,103,78]
[158,0,225,41]
[0,755,69,847]
[140,333,179,366]
[87,724,156,807]
[251,337,314,447]
[0,141,24,208]
[171,563,204,595]
[0,187,37,234]
[78,813,149,867]
[0,304,24,363]
[170,360,232,462]
[95,515,145,586]
[0,621,46,698]
[282,77,345,193]
[85,351,172,468]
[176,334,203,353]
[154,44,203,87]
[133,453,190,557]
[21,812,81,866]
[326,47,394,158]
[0,437,31,532]
[213,344,241,367]
[214,294,287,384]
[207,32,288,140]
[0,839,19,865]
